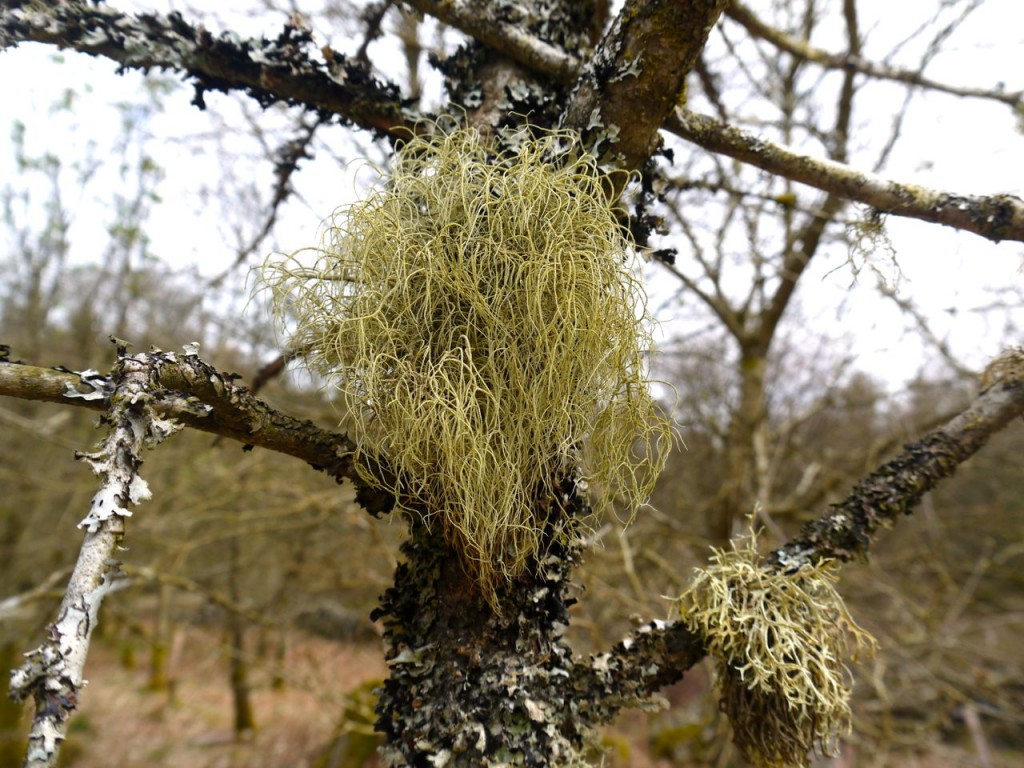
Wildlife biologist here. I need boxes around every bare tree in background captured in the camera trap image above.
[1,1,1023,767]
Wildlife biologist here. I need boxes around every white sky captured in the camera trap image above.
[0,0,1021,390]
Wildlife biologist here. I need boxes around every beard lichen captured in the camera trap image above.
[676,532,876,767]
[266,125,671,608]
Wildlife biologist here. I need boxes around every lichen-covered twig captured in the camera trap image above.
[572,619,705,723]
[8,345,178,768]
[0,1,415,136]
[769,347,1024,570]
[668,108,1024,243]
[403,0,580,83]
[208,113,325,288]
[577,348,1024,728]
[0,346,392,514]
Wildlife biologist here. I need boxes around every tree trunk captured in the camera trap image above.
[710,348,767,543]
[373,489,587,766]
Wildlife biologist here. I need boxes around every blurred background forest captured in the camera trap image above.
[2,1,1023,766]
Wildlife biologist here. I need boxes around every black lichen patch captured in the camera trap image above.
[372,480,594,767]
[770,431,977,570]
[4,4,412,136]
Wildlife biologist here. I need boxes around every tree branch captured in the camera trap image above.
[562,0,729,172]
[577,348,1024,713]
[209,112,325,288]
[726,0,1023,113]
[769,347,1024,571]
[0,568,71,622]
[573,619,705,723]
[0,2,417,136]
[399,0,1021,246]
[668,108,1024,243]
[10,347,171,768]
[0,345,393,514]
[403,0,580,83]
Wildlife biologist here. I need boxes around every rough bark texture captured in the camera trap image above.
[561,0,729,171]
[0,2,415,135]
[8,347,170,768]
[403,0,580,83]
[0,348,393,515]
[372,484,586,767]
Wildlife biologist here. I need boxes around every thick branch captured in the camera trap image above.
[403,0,580,83]
[726,0,1023,112]
[562,0,729,172]
[0,2,416,135]
[0,349,392,514]
[578,349,1024,712]
[769,348,1024,570]
[669,108,1024,243]
[572,619,705,723]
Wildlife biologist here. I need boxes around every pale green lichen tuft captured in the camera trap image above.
[265,125,672,608]
[676,531,876,767]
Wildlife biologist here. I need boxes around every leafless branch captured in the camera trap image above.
[0,2,417,136]
[0,568,72,622]
[208,112,324,288]
[726,0,1023,113]
[0,345,393,514]
[769,347,1024,570]
[668,108,1024,243]
[579,348,1024,711]
[403,0,580,83]
[9,347,175,768]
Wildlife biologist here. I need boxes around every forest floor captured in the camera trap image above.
[55,626,386,768]
[23,625,1016,768]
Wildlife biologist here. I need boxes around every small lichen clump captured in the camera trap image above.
[267,125,671,606]
[676,533,876,767]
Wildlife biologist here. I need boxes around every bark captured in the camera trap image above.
[0,346,393,515]
[712,350,768,543]
[8,347,174,768]
[668,108,1024,243]
[0,2,416,136]
[561,0,729,172]
[403,0,580,83]
[769,348,1024,571]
